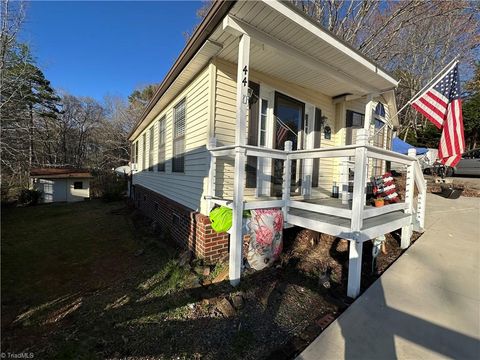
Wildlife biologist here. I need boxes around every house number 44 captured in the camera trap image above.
[242,66,248,86]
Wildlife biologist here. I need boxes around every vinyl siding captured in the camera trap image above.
[132,66,211,214]
[213,59,339,199]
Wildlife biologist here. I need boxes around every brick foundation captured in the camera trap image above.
[132,184,229,263]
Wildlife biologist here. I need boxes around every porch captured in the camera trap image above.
[203,0,427,298]
[206,138,427,299]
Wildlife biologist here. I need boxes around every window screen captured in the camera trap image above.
[158,116,166,172]
[148,126,154,171]
[172,99,186,172]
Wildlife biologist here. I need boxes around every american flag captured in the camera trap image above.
[411,63,464,167]
[276,124,288,145]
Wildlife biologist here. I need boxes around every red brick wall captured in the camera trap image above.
[132,184,229,263]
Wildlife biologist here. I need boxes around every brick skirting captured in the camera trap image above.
[132,184,229,263]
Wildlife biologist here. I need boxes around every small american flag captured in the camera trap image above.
[411,63,464,167]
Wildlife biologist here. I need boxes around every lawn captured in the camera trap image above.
[1,200,415,359]
[1,200,187,359]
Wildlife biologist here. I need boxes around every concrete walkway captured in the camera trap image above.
[298,193,480,360]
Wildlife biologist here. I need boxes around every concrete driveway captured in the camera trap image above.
[298,193,480,360]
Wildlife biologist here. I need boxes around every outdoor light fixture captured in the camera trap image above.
[324,125,332,140]
[319,115,331,140]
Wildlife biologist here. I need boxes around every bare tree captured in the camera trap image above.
[291,0,479,138]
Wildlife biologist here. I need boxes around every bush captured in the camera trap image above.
[89,170,128,202]
[18,189,42,206]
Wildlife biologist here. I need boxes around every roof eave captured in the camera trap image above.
[128,0,236,141]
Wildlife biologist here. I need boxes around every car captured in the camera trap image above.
[448,148,480,176]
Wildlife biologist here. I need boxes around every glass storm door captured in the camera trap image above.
[272,92,305,196]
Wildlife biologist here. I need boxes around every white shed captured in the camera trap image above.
[30,168,93,203]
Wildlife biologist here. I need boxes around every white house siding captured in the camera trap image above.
[132,66,211,214]
[213,59,338,199]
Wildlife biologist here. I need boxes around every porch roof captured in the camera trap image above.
[215,0,398,97]
[129,0,398,141]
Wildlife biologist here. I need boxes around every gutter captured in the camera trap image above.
[128,0,236,140]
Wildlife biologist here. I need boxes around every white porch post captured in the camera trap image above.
[401,148,416,248]
[229,34,250,286]
[347,128,369,298]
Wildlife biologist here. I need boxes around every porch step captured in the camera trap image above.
[286,209,411,242]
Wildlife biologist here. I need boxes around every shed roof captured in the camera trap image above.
[30,168,93,179]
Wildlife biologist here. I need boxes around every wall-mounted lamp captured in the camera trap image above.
[324,125,332,140]
[319,115,331,140]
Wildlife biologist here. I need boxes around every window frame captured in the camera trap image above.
[172,98,186,173]
[258,98,268,147]
[157,116,166,172]
[345,110,365,145]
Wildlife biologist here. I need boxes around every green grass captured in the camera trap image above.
[1,201,139,305]
[1,200,196,358]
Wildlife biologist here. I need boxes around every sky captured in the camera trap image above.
[20,1,204,101]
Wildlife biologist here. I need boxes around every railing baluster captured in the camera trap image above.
[282,141,293,224]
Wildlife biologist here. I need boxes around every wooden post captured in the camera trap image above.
[350,129,368,230]
[207,137,217,214]
[229,34,250,286]
[401,148,416,248]
[347,128,368,299]
[282,141,293,223]
[347,239,363,298]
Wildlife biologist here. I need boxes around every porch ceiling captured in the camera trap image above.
[209,0,398,98]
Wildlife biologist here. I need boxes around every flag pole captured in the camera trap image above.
[391,55,460,122]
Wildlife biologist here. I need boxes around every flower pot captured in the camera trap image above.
[374,199,384,207]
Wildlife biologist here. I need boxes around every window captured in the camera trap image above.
[131,141,139,166]
[73,181,83,189]
[158,116,166,171]
[258,99,268,146]
[135,142,138,166]
[373,119,386,176]
[142,133,146,171]
[172,99,186,172]
[346,110,365,145]
[148,126,154,171]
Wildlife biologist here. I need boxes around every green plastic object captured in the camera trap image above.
[209,206,232,233]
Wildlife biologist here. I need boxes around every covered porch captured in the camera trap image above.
[204,0,427,298]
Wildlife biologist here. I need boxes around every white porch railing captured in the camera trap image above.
[206,130,427,298]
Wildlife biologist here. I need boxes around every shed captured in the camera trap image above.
[30,168,93,203]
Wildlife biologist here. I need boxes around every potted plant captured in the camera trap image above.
[374,197,384,207]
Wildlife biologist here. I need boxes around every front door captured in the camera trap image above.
[272,92,305,196]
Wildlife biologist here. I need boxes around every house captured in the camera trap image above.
[128,0,427,298]
[30,168,92,203]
